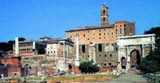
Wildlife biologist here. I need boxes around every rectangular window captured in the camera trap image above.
[120,28,122,34]
[124,27,126,36]
[130,28,132,33]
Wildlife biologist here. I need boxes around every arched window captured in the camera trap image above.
[103,10,105,14]
[103,17,105,21]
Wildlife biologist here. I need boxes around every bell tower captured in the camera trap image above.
[101,4,109,26]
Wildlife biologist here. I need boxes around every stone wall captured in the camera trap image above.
[77,43,118,68]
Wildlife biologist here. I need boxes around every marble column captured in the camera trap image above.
[15,37,19,57]
[75,35,80,66]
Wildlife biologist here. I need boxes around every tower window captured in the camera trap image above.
[88,55,89,57]
[103,17,105,21]
[103,10,105,14]
[105,54,107,57]
[99,33,101,36]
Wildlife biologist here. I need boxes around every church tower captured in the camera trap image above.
[101,4,109,26]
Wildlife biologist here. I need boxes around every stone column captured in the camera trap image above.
[15,37,19,57]
[90,43,96,63]
[142,44,145,57]
[89,46,92,61]
[93,46,96,63]
[126,46,130,70]
[75,35,80,66]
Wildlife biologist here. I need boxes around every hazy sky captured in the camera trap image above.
[0,0,160,42]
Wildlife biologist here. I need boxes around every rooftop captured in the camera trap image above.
[66,26,113,32]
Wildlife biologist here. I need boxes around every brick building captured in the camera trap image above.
[0,57,22,78]
[66,5,135,45]
[65,4,135,69]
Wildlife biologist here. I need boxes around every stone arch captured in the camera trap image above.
[121,57,126,69]
[130,49,141,68]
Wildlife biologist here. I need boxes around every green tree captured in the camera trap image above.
[0,37,26,54]
[79,60,99,73]
[138,48,160,73]
[37,47,45,54]
[18,37,26,41]
[144,27,160,38]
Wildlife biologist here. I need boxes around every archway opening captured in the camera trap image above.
[121,57,126,69]
[130,49,141,68]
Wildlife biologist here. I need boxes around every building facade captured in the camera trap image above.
[65,4,135,69]
[13,40,45,57]
[20,38,74,76]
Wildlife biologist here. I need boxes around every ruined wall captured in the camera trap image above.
[78,43,118,68]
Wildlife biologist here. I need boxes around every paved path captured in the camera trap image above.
[62,72,148,83]
[108,70,148,83]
